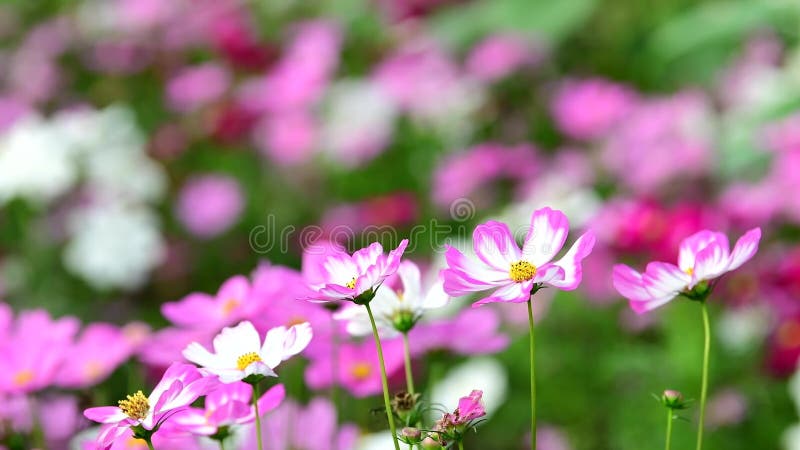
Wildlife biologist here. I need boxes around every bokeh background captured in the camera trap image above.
[1,0,800,449]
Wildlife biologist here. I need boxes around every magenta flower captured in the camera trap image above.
[175,174,244,239]
[57,323,135,389]
[0,309,78,393]
[455,390,487,423]
[174,382,285,436]
[166,63,230,112]
[162,275,254,330]
[443,207,596,306]
[304,240,409,304]
[613,228,762,314]
[431,390,487,445]
[83,362,216,447]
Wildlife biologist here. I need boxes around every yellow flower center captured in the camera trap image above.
[12,370,34,387]
[118,390,150,421]
[509,261,536,282]
[286,316,307,327]
[685,267,694,276]
[350,362,372,380]
[346,277,357,289]
[221,298,240,316]
[84,361,104,380]
[236,352,262,371]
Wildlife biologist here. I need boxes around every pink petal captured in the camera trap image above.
[256,383,286,415]
[521,207,569,266]
[547,230,596,290]
[678,230,729,272]
[726,227,761,271]
[642,262,690,299]
[352,242,383,272]
[442,246,509,296]
[473,221,521,271]
[692,240,731,284]
[471,282,530,307]
[533,264,566,284]
[83,406,127,424]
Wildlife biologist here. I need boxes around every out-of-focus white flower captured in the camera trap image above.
[785,424,800,450]
[431,357,508,418]
[321,79,397,168]
[356,431,394,450]
[63,202,165,290]
[0,115,77,205]
[717,306,771,354]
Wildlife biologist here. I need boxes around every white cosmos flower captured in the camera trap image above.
[333,260,449,337]
[183,321,312,383]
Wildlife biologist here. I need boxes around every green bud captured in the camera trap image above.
[392,309,417,333]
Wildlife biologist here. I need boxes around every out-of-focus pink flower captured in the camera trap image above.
[762,113,800,154]
[79,423,198,450]
[162,275,255,330]
[321,193,418,240]
[466,34,541,82]
[174,382,285,435]
[83,363,216,447]
[433,143,539,208]
[551,78,637,140]
[766,313,800,377]
[40,394,81,448]
[0,97,30,132]
[138,327,214,368]
[253,113,317,166]
[443,207,596,306]
[304,240,409,303]
[613,228,761,314]
[57,323,135,389]
[242,398,359,450]
[718,32,783,111]
[305,338,404,397]
[601,92,713,193]
[411,308,509,355]
[210,13,274,71]
[175,174,244,238]
[706,388,748,429]
[166,63,230,112]
[525,425,573,450]
[0,309,78,393]
[84,40,151,74]
[183,320,312,383]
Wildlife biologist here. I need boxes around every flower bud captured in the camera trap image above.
[421,436,442,449]
[392,309,417,333]
[391,391,419,416]
[661,389,687,410]
[400,427,422,444]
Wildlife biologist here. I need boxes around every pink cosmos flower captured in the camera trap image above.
[466,34,539,82]
[83,362,216,447]
[243,398,359,450]
[613,228,762,314]
[166,63,230,112]
[183,320,312,383]
[174,382,285,436]
[431,390,487,445]
[175,174,244,239]
[162,275,255,331]
[57,323,135,389]
[305,338,404,397]
[411,308,509,356]
[443,207,596,307]
[304,240,409,304]
[551,78,637,140]
[0,309,78,393]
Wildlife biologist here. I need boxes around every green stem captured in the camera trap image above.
[365,303,402,450]
[219,439,226,450]
[527,299,537,450]
[402,332,415,395]
[696,302,711,450]
[665,409,673,450]
[145,438,155,450]
[253,382,264,450]
[458,441,465,450]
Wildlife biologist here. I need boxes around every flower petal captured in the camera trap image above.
[546,230,596,290]
[678,230,729,272]
[726,227,761,272]
[83,406,127,424]
[442,246,509,296]
[521,207,569,266]
[473,221,522,271]
[472,282,531,307]
[643,262,690,299]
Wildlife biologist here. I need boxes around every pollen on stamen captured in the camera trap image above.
[685,267,694,276]
[509,261,536,283]
[346,277,357,289]
[118,390,149,421]
[236,352,262,371]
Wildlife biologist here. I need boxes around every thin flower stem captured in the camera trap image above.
[665,409,673,450]
[145,438,156,450]
[219,440,226,450]
[402,332,415,395]
[527,298,537,450]
[696,301,711,450]
[253,382,264,450]
[365,303,402,450]
[458,441,465,450]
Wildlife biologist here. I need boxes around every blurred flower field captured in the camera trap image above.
[1,0,800,449]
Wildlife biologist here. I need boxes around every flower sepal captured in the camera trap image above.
[130,424,155,442]
[656,389,691,410]
[242,373,267,385]
[391,391,422,423]
[352,287,377,305]
[209,425,232,443]
[392,310,418,333]
[682,281,712,303]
